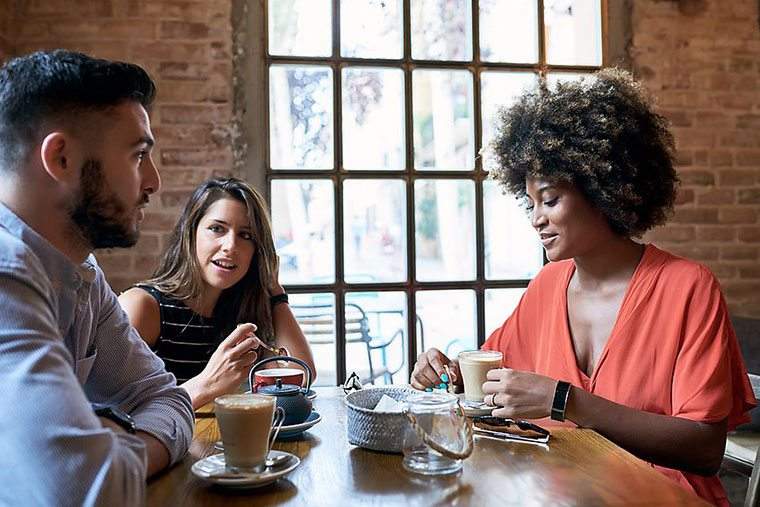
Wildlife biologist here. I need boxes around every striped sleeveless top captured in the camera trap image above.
[136,284,223,384]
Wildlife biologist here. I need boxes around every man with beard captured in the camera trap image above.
[0,50,194,505]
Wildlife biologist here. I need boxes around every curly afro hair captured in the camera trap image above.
[490,68,678,238]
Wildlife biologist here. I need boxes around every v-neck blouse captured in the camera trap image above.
[483,244,755,505]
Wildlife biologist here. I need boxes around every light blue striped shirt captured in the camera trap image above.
[0,203,194,506]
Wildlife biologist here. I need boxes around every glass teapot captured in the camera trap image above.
[402,391,473,475]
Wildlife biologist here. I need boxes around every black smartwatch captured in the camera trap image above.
[550,381,572,422]
[93,404,136,434]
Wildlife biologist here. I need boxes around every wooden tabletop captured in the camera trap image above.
[147,387,709,506]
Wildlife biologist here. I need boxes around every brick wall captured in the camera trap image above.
[635,0,760,317]
[0,2,12,60]
[0,0,236,292]
[1,0,758,316]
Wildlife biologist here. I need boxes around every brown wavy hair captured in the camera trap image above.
[144,177,277,344]
[490,68,678,238]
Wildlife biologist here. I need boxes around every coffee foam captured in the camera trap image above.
[215,394,274,410]
[459,351,502,362]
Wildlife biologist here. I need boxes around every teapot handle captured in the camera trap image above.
[248,355,313,392]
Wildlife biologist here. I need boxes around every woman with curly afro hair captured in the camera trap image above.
[411,69,755,506]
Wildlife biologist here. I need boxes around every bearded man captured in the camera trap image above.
[0,50,194,505]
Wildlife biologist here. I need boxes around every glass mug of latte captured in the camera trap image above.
[215,393,285,471]
[458,350,503,402]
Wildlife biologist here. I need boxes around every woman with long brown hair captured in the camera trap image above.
[120,177,315,410]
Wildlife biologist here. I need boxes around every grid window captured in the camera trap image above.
[265,0,608,386]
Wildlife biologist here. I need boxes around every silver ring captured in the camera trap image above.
[490,393,497,406]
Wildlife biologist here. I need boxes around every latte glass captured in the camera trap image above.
[458,350,503,402]
[215,394,285,471]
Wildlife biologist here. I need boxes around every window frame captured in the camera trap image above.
[240,0,617,385]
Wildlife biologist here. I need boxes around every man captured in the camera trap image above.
[0,50,194,505]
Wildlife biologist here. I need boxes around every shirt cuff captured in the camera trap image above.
[131,388,194,465]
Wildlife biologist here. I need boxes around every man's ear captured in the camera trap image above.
[40,132,77,183]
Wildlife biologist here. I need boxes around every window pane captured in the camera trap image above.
[415,180,475,281]
[269,65,333,170]
[343,180,406,283]
[345,292,407,385]
[413,69,475,171]
[485,288,526,337]
[480,71,537,172]
[341,0,403,59]
[479,0,538,63]
[268,0,332,57]
[544,0,602,66]
[484,180,543,280]
[342,67,405,170]
[291,293,336,386]
[411,0,472,61]
[271,179,335,284]
[546,72,586,90]
[416,290,475,357]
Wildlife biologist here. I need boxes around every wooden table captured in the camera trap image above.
[147,387,708,506]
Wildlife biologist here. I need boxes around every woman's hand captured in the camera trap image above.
[410,348,461,391]
[193,323,260,403]
[482,368,557,419]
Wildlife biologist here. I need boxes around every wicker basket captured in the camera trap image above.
[345,386,415,454]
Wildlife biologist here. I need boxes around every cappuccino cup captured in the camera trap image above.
[458,350,503,402]
[214,393,285,470]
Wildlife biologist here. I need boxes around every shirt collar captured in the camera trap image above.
[0,202,94,288]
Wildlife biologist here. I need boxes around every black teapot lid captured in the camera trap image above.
[258,378,301,396]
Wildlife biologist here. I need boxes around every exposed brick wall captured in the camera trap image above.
[635,0,760,317]
[0,1,13,60]
[0,1,236,292]
[1,1,758,316]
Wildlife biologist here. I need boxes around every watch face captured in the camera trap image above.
[94,405,136,434]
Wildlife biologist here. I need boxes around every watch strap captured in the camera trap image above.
[270,293,289,308]
[550,380,572,422]
[93,404,136,434]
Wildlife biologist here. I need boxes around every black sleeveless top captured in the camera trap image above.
[136,284,224,384]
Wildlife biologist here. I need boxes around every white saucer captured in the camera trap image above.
[277,411,321,440]
[457,394,493,417]
[191,450,299,489]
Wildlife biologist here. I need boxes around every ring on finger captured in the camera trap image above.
[489,393,497,406]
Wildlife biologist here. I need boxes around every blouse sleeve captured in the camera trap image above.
[482,270,549,370]
[671,268,756,429]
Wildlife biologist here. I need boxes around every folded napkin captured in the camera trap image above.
[374,394,403,413]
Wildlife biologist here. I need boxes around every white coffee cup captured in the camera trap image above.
[215,393,285,470]
[458,350,503,402]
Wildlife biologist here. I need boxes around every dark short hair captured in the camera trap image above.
[0,49,156,171]
[491,68,678,238]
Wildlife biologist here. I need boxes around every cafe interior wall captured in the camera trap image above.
[0,0,241,294]
[0,0,758,318]
[636,0,760,317]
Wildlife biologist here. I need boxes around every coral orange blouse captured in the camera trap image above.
[483,244,756,506]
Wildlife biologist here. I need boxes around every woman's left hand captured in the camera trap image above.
[482,368,557,420]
